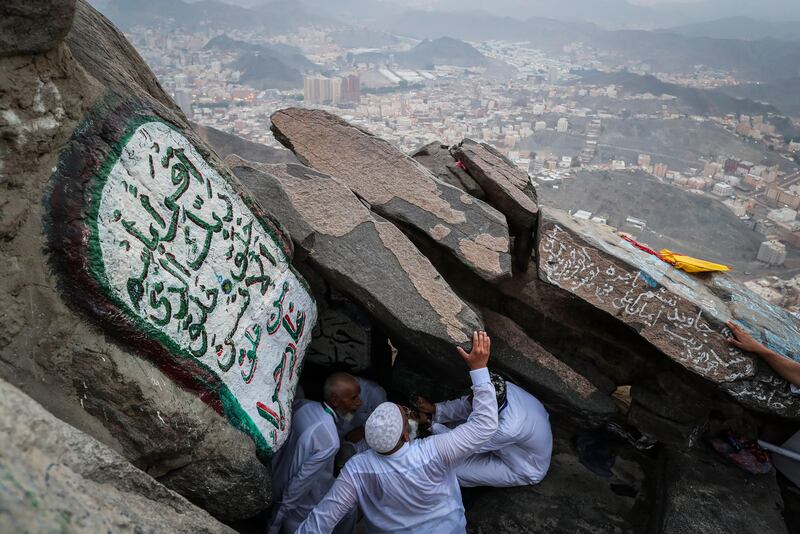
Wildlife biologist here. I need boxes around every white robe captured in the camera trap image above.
[337,377,387,453]
[434,382,552,487]
[297,368,498,534]
[269,399,339,534]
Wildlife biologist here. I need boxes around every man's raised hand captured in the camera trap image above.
[726,320,766,355]
[457,331,491,371]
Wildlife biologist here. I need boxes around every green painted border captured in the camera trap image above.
[85,115,301,455]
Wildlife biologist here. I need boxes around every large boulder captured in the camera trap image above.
[1,0,315,521]
[226,157,483,374]
[411,141,485,199]
[537,207,800,419]
[481,309,618,420]
[0,378,234,533]
[270,108,514,283]
[452,138,539,271]
[655,448,787,534]
[464,439,649,533]
[0,0,76,56]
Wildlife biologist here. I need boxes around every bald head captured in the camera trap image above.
[323,372,362,417]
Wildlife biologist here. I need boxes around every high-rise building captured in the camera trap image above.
[548,66,559,85]
[653,163,668,178]
[757,240,787,265]
[341,74,361,103]
[304,75,360,105]
[556,118,569,133]
[174,90,193,119]
[638,154,651,168]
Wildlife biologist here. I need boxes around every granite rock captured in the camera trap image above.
[0,0,316,521]
[411,141,485,199]
[228,158,483,374]
[537,207,800,419]
[655,447,787,534]
[0,0,76,56]
[270,108,513,283]
[452,138,539,270]
[0,377,235,533]
[482,308,618,420]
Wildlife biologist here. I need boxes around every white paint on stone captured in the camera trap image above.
[94,121,315,452]
[540,224,754,382]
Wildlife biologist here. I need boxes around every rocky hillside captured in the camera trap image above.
[2,1,800,532]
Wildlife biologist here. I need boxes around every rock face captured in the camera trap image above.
[270,108,513,283]
[655,448,787,534]
[226,157,483,373]
[537,207,800,418]
[464,437,649,533]
[1,0,315,522]
[482,309,617,419]
[411,141,485,199]
[0,378,234,533]
[0,0,77,56]
[193,122,298,165]
[452,139,539,270]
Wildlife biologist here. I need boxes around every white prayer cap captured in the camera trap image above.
[365,402,404,453]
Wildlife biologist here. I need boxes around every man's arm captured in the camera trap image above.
[296,466,359,534]
[727,321,800,387]
[430,332,498,469]
[433,395,471,424]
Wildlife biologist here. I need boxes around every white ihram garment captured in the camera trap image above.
[434,382,552,487]
[269,400,339,534]
[297,368,498,534]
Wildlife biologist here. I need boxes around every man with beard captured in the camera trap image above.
[324,372,387,457]
[268,373,366,533]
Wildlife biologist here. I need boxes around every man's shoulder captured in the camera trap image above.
[357,377,387,397]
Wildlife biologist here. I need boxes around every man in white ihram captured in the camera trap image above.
[324,372,388,458]
[269,373,364,533]
[297,331,498,534]
[416,372,553,487]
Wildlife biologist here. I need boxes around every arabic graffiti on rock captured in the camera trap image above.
[307,307,371,372]
[539,224,754,383]
[91,119,315,452]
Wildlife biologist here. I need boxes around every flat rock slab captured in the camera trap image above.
[482,309,618,420]
[537,207,800,418]
[270,108,512,283]
[193,122,298,164]
[452,138,538,270]
[411,141,485,199]
[657,448,787,534]
[0,378,234,533]
[228,158,483,369]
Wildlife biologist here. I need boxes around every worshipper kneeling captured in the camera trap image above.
[414,372,553,487]
[324,372,388,470]
[268,375,364,533]
[296,331,498,534]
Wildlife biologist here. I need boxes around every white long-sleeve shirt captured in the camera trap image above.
[337,377,387,453]
[270,400,339,534]
[297,367,498,534]
[435,382,552,485]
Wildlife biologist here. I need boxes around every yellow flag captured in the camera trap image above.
[659,249,730,273]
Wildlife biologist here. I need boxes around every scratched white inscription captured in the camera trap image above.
[540,224,754,382]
